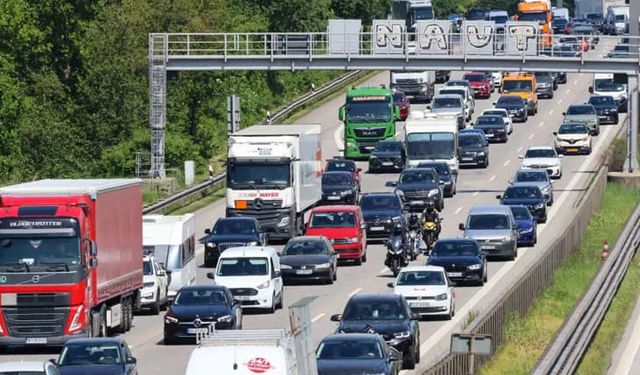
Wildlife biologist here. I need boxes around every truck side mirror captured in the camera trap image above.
[206,272,216,280]
[90,258,98,268]
[338,105,345,122]
[204,228,211,234]
[588,86,593,93]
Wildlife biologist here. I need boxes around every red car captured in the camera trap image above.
[463,72,491,99]
[305,205,367,265]
[393,90,410,121]
[324,158,362,189]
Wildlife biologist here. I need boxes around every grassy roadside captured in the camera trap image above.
[479,182,640,375]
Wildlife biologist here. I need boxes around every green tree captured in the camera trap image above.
[331,0,391,25]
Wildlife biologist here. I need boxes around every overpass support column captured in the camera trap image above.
[624,74,639,173]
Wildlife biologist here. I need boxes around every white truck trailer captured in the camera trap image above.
[405,111,459,174]
[226,125,322,241]
[390,70,436,103]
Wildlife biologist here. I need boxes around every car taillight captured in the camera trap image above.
[67,305,86,334]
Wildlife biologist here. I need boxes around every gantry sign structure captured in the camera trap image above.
[148,19,640,178]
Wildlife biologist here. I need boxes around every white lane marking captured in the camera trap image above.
[529,133,535,140]
[347,288,362,298]
[379,267,389,275]
[473,191,479,197]
[489,175,496,182]
[538,120,545,128]
[558,99,563,104]
[610,300,640,374]
[517,146,523,153]
[503,160,511,167]
[419,123,614,359]
[312,313,326,323]
[454,206,463,215]
[573,79,578,86]
[334,125,344,150]
[566,88,571,94]
[550,109,554,115]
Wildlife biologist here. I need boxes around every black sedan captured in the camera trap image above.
[321,171,359,204]
[473,115,509,143]
[426,239,487,286]
[279,236,337,284]
[497,184,547,223]
[316,333,402,375]
[417,161,456,197]
[202,217,266,267]
[163,285,241,344]
[359,193,405,239]
[56,338,138,375]
[494,95,528,122]
[387,168,443,211]
[369,140,406,173]
[331,294,421,369]
[588,95,619,124]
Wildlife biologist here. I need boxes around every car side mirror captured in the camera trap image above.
[273,271,281,279]
[389,352,400,362]
[339,105,345,122]
[562,112,566,116]
[492,101,496,105]
[204,228,211,234]
[588,86,593,93]
[385,181,397,187]
[426,105,431,110]
[387,282,395,288]
[360,223,367,230]
[559,154,564,158]
[206,272,215,280]
[330,314,342,322]
[496,195,502,199]
[125,357,137,365]
[277,252,282,257]
[89,258,98,268]
[458,223,465,230]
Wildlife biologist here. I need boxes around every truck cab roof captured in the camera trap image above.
[0,179,141,197]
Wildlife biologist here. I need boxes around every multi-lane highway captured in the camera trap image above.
[1,67,625,373]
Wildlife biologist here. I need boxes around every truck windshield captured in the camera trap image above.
[517,11,547,24]
[406,133,456,160]
[346,101,390,123]
[594,80,624,92]
[217,257,269,276]
[0,236,80,269]
[503,80,532,92]
[412,7,433,20]
[228,162,291,189]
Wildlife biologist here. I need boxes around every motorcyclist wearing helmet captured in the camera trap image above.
[408,212,422,232]
[385,223,409,265]
[422,200,441,235]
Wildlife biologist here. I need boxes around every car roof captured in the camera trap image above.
[477,115,504,119]
[399,265,446,273]
[321,333,382,342]
[527,145,554,151]
[441,86,469,91]
[417,161,449,167]
[468,205,512,215]
[349,293,402,303]
[568,104,594,108]
[311,205,359,213]
[322,171,354,177]
[219,246,278,257]
[326,158,355,165]
[178,285,229,293]
[65,337,125,346]
[0,361,46,371]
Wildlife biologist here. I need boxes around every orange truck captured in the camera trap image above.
[501,72,538,116]
[514,0,553,49]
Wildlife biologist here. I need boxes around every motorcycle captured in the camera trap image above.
[385,232,408,277]
[407,229,420,261]
[423,218,443,253]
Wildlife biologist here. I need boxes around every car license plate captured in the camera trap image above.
[187,328,209,334]
[382,162,393,166]
[234,295,251,301]
[25,337,47,344]
[567,148,578,153]
[447,272,463,278]
[482,245,496,250]
[410,301,430,308]
[485,133,494,137]
[370,226,385,231]
[327,196,340,200]
[461,157,473,161]
[296,269,313,275]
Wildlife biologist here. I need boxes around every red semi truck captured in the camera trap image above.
[0,179,143,347]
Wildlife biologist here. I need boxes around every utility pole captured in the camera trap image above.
[624,0,640,173]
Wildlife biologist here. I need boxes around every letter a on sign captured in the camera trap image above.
[416,20,451,55]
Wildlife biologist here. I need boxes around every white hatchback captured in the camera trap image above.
[388,265,455,320]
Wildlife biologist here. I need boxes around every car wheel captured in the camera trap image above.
[415,340,421,364]
[586,147,592,155]
[333,267,338,281]
[267,293,276,313]
[447,304,453,320]
[164,336,175,345]
[362,250,367,263]
[150,291,160,315]
[276,290,283,310]
[354,256,362,266]
[484,268,488,282]
[403,350,417,370]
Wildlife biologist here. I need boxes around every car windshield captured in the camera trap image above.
[515,171,547,182]
[174,289,227,305]
[360,195,401,211]
[143,260,153,276]
[439,89,465,98]
[594,80,624,92]
[322,173,354,186]
[517,11,547,23]
[213,220,256,235]
[503,80,532,92]
[483,110,506,117]
[216,257,269,276]
[418,163,449,175]
[589,96,615,105]
[399,171,436,184]
[497,96,523,105]
[59,343,122,366]
[459,135,484,148]
[316,339,383,360]
[433,97,462,109]
[393,92,405,102]
[346,98,391,123]
[567,106,595,115]
[559,124,588,134]
[374,142,402,152]
[510,206,532,220]
[504,186,541,199]
[467,214,510,230]
[342,300,407,320]
[326,161,355,172]
[283,240,328,256]
[476,116,504,126]
[310,212,356,228]
[525,149,556,158]
[464,75,484,82]
[397,270,446,286]
[431,241,480,257]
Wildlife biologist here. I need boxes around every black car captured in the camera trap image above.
[473,115,509,143]
[534,71,556,97]
[435,70,451,83]
[607,44,629,58]
[588,95,619,124]
[416,161,456,197]
[56,338,138,375]
[325,157,362,189]
[316,333,402,375]
[387,168,443,211]
[359,193,405,239]
[497,184,547,223]
[331,294,421,369]
[202,217,266,267]
[556,71,568,84]
[552,17,568,34]
[551,45,581,58]
[584,12,604,32]
[164,285,241,344]
[458,131,489,168]
[426,239,487,286]
[279,236,337,284]
[369,140,406,173]
[494,95,528,122]
[321,171,359,204]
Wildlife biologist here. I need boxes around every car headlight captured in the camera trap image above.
[346,237,359,244]
[340,190,353,196]
[257,280,271,289]
[393,330,412,339]
[428,189,439,197]
[277,217,290,227]
[164,315,178,324]
[467,264,482,270]
[542,186,551,193]
[435,293,449,301]
[370,155,378,159]
[581,137,590,142]
[315,262,331,269]
[217,315,234,323]
[248,241,259,246]
[535,203,545,209]
[477,151,486,156]
[520,227,534,234]
[206,242,215,248]
[391,216,402,223]
[143,282,155,289]
[280,264,292,270]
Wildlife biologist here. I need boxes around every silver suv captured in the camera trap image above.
[459,206,518,260]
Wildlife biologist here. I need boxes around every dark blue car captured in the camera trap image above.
[426,238,487,286]
[494,95,528,122]
[588,95,619,124]
[509,205,537,247]
[57,338,138,375]
[497,184,547,223]
[201,217,266,267]
[316,333,402,375]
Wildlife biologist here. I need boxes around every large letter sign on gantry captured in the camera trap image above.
[373,20,405,54]
[462,21,496,55]
[505,22,538,55]
[416,20,450,55]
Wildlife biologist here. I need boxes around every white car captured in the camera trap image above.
[481,108,513,134]
[140,254,170,314]
[388,265,455,320]
[554,123,592,155]
[438,86,475,121]
[519,146,563,179]
[492,71,503,88]
[0,361,59,375]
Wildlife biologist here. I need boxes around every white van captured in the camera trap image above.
[210,246,283,313]
[590,73,628,111]
[605,6,628,35]
[143,214,196,300]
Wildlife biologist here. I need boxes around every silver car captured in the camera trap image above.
[459,206,518,260]
[428,94,465,129]
[510,169,554,206]
[563,104,600,136]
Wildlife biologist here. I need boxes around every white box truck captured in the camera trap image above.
[390,70,436,103]
[226,125,322,241]
[392,0,434,32]
[405,111,459,173]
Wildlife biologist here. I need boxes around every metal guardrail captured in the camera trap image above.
[142,70,365,214]
[533,202,640,374]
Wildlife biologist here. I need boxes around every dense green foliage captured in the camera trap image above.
[0,0,391,182]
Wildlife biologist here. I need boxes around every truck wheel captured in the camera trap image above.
[124,298,134,332]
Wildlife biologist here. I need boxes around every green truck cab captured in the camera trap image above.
[339,87,400,159]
